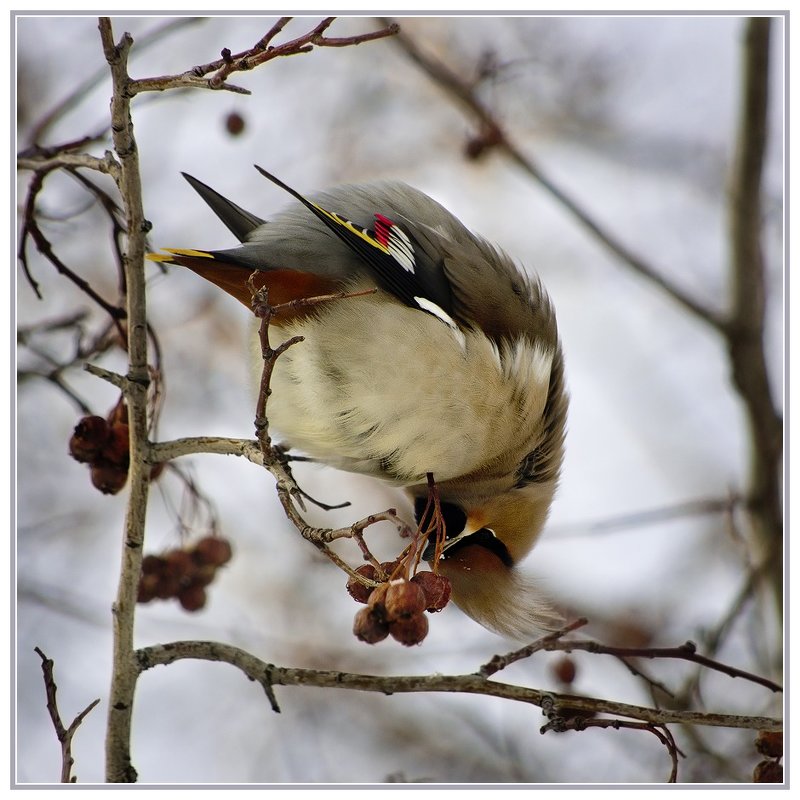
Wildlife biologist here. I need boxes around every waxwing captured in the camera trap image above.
[150,167,568,639]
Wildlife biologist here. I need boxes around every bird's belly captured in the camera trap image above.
[258,295,552,486]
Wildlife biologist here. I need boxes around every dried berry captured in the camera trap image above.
[384,580,427,620]
[379,560,402,581]
[225,111,246,136]
[389,613,429,646]
[141,554,165,575]
[107,399,129,427]
[346,564,379,604]
[101,423,130,467]
[192,536,233,567]
[366,582,390,617]
[137,573,159,603]
[753,759,783,783]
[69,416,110,462]
[190,564,218,588]
[755,730,783,759]
[410,571,451,612]
[163,549,194,579]
[90,463,128,494]
[178,584,207,612]
[552,655,577,686]
[154,573,181,600]
[353,607,389,644]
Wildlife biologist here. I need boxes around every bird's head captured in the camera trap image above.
[415,482,563,640]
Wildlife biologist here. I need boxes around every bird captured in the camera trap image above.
[149,167,568,639]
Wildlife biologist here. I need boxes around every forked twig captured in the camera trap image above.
[35,648,101,783]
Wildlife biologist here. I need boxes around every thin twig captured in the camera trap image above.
[479,618,589,676]
[129,17,399,96]
[542,639,782,694]
[34,647,101,783]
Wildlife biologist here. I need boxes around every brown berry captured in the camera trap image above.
[137,573,159,603]
[69,416,110,462]
[346,564,379,604]
[410,571,451,611]
[389,613,429,646]
[101,423,130,467]
[552,655,577,685]
[141,554,165,575]
[753,759,783,783]
[755,730,783,759]
[353,607,389,644]
[384,580,427,620]
[106,399,129,426]
[163,549,194,578]
[225,111,246,136]
[154,573,181,600]
[192,536,233,566]
[190,564,218,588]
[379,560,403,581]
[178,584,207,612]
[366,582,390,617]
[90,463,128,494]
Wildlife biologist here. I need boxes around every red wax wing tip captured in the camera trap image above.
[373,213,394,247]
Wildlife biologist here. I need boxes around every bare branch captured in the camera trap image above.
[724,17,783,605]
[479,618,589,676]
[35,647,101,783]
[135,639,782,733]
[98,17,152,784]
[541,638,782,694]
[129,17,399,96]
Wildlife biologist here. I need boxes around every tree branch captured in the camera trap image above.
[724,17,783,607]
[135,639,782,733]
[98,17,152,784]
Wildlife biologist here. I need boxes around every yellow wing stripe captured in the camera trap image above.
[146,248,215,263]
[311,202,391,255]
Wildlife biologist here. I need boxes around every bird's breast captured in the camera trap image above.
[257,288,554,488]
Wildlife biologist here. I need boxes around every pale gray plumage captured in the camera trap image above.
[153,169,569,640]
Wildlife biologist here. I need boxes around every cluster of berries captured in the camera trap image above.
[68,402,131,495]
[753,730,783,783]
[137,536,233,612]
[347,562,451,646]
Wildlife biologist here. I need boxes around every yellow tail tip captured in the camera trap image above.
[147,248,214,263]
